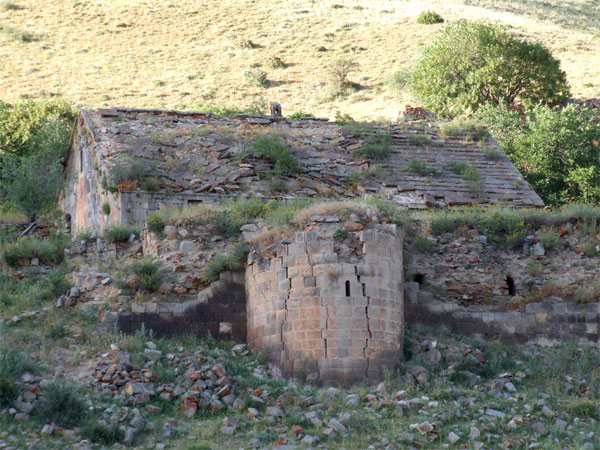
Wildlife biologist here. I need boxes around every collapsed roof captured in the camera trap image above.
[71,105,544,208]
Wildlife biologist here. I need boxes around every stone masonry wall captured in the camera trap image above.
[404,282,600,345]
[245,225,404,385]
[103,271,246,341]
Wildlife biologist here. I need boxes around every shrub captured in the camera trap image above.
[195,103,264,117]
[244,70,269,88]
[414,236,437,253]
[2,235,67,267]
[348,164,389,184]
[408,159,441,176]
[416,10,444,24]
[267,56,286,69]
[449,162,482,193]
[101,202,110,215]
[131,260,162,292]
[482,144,503,161]
[82,421,124,445]
[103,225,138,243]
[0,347,36,407]
[573,282,600,304]
[141,176,161,191]
[353,134,392,161]
[252,135,298,176]
[410,21,569,115]
[36,381,87,428]
[407,133,431,146]
[440,117,489,142]
[327,58,359,96]
[201,244,249,284]
[386,69,410,95]
[288,111,314,120]
[333,229,350,242]
[477,103,600,205]
[146,211,166,234]
[580,242,597,257]
[108,154,155,187]
[568,400,599,420]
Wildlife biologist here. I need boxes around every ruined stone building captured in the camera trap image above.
[61,105,548,383]
[60,106,542,232]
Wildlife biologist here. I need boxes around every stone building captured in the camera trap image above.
[60,106,542,232]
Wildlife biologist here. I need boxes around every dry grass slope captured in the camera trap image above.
[0,0,598,119]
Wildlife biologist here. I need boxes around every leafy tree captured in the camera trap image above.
[477,103,600,205]
[0,116,68,221]
[410,21,569,116]
[0,99,75,156]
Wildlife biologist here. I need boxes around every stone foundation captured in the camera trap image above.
[245,225,404,385]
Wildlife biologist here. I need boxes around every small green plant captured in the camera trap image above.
[482,144,503,161]
[0,347,36,407]
[416,10,444,24]
[407,133,431,146]
[268,178,289,194]
[580,242,597,257]
[141,176,161,191]
[149,130,173,145]
[201,244,249,284]
[103,225,138,243]
[109,154,155,187]
[414,236,437,253]
[82,421,124,445]
[348,164,389,184]
[573,282,600,304]
[288,111,314,120]
[244,70,269,88]
[252,135,298,176]
[440,117,490,142]
[146,211,166,234]
[408,159,441,176]
[525,261,543,276]
[568,399,599,419]
[101,202,110,215]
[131,259,162,292]
[449,161,482,193]
[333,229,350,242]
[36,381,88,427]
[539,229,559,249]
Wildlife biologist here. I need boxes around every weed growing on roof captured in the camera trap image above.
[440,117,490,142]
[482,144,503,160]
[252,135,298,176]
[408,159,441,176]
[416,10,444,24]
[108,154,156,187]
[337,114,393,161]
[407,133,431,146]
[449,161,482,193]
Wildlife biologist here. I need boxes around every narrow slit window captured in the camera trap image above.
[345,280,351,297]
[413,273,425,285]
[79,149,83,172]
[506,276,516,296]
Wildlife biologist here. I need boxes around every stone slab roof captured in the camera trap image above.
[73,106,543,208]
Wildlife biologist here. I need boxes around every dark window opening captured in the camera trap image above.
[506,276,516,296]
[413,273,425,285]
[345,280,351,297]
[188,199,203,206]
[79,149,83,172]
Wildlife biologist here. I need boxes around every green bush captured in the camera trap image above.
[2,235,68,267]
[416,10,444,24]
[386,68,410,95]
[131,260,162,292]
[0,347,36,407]
[103,225,138,243]
[252,135,298,176]
[108,154,155,187]
[244,70,269,88]
[440,117,489,142]
[195,103,264,117]
[449,162,482,193]
[568,400,599,420]
[414,236,437,253]
[146,211,166,234]
[101,202,110,215]
[408,159,441,176]
[477,103,600,205]
[141,176,161,191]
[333,229,350,242]
[201,244,249,284]
[0,99,75,156]
[407,133,431,146]
[82,421,124,445]
[327,58,359,97]
[348,164,389,184]
[410,21,569,115]
[36,381,88,428]
[288,111,314,120]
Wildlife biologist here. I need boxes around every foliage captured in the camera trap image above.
[348,164,389,185]
[386,68,410,95]
[449,161,482,193]
[440,117,490,142]
[0,347,36,407]
[103,225,138,243]
[416,10,444,24]
[201,244,249,284]
[0,269,69,307]
[82,421,124,445]
[267,56,286,69]
[252,135,298,176]
[287,111,314,120]
[327,58,359,96]
[568,400,599,420]
[333,229,349,242]
[244,70,269,88]
[410,21,569,115]
[414,236,437,253]
[339,118,392,161]
[573,282,600,304]
[101,202,110,215]
[1,115,70,220]
[482,144,503,161]
[477,103,600,205]
[141,176,161,192]
[108,154,156,188]
[407,133,431,146]
[36,381,88,427]
[408,159,441,176]
[195,103,264,117]
[2,234,69,267]
[0,99,75,156]
[130,259,162,292]
[146,211,166,234]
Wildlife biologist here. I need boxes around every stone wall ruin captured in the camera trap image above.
[245,224,404,385]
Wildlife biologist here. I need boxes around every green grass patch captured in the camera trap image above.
[2,234,69,267]
[408,159,441,176]
[252,134,298,176]
[103,224,138,243]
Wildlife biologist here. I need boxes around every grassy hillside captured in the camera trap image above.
[0,0,598,119]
